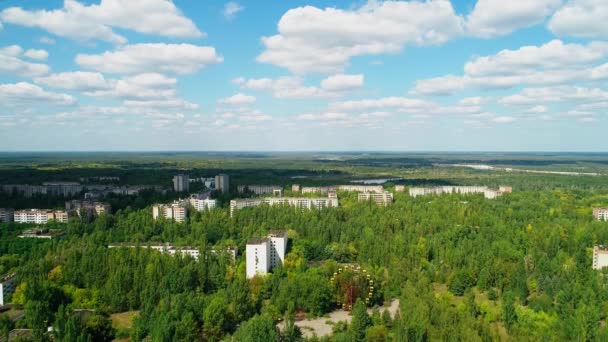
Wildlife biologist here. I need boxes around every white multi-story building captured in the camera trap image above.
[229,194,339,217]
[593,245,608,270]
[358,191,394,206]
[237,185,283,196]
[593,208,608,221]
[108,243,201,260]
[14,209,71,224]
[173,174,190,192]
[246,230,288,278]
[215,174,230,194]
[43,182,84,197]
[0,208,14,223]
[18,228,65,239]
[395,185,406,192]
[189,193,217,212]
[301,185,383,194]
[0,273,16,306]
[408,186,510,199]
[152,201,188,223]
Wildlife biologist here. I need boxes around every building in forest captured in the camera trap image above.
[237,185,283,196]
[14,209,71,224]
[229,194,339,217]
[358,191,394,206]
[593,245,608,270]
[173,174,190,192]
[246,230,287,278]
[0,208,14,223]
[593,208,608,221]
[152,201,188,223]
[408,186,511,199]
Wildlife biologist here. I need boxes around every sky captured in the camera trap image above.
[0,0,606,151]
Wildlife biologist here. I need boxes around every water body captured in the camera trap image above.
[352,178,401,184]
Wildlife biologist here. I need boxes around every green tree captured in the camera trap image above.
[349,299,371,342]
[233,314,279,342]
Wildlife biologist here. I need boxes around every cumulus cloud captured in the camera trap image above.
[330,97,434,113]
[0,82,75,106]
[218,93,257,105]
[257,1,464,74]
[499,86,608,105]
[491,116,516,123]
[549,0,608,38]
[412,40,608,95]
[76,43,223,75]
[233,74,364,99]
[35,71,113,91]
[223,2,244,19]
[0,45,49,77]
[24,49,48,60]
[466,0,562,38]
[0,0,203,44]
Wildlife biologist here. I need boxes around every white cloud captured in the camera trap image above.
[39,36,55,45]
[24,49,48,60]
[549,0,608,38]
[320,74,364,91]
[257,1,464,74]
[0,82,75,106]
[525,105,548,113]
[466,0,562,38]
[412,40,608,95]
[35,71,113,91]
[123,99,198,110]
[297,110,392,128]
[76,44,223,75]
[591,63,608,80]
[330,97,434,113]
[223,2,244,19]
[234,74,364,99]
[491,116,516,123]
[499,86,608,105]
[0,0,202,44]
[0,45,49,77]
[218,93,257,105]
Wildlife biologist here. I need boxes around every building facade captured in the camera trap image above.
[65,200,111,217]
[593,245,608,270]
[0,273,16,306]
[408,186,511,199]
[395,185,406,192]
[0,208,14,223]
[215,174,230,194]
[173,174,190,192]
[593,208,608,221]
[109,243,201,260]
[229,194,339,217]
[189,193,217,212]
[14,209,71,224]
[246,230,288,278]
[358,191,394,206]
[152,201,188,223]
[237,185,283,196]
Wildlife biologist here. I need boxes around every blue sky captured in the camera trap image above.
[0,0,606,151]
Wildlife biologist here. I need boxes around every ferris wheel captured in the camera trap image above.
[330,264,375,311]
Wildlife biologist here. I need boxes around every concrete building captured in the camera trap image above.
[65,200,111,217]
[408,186,510,199]
[189,193,217,212]
[229,194,339,217]
[173,174,190,192]
[395,185,406,192]
[237,185,283,196]
[0,208,14,223]
[108,243,201,261]
[358,191,394,206]
[215,174,230,194]
[301,185,383,194]
[246,230,288,279]
[291,184,300,192]
[593,208,608,221]
[0,273,15,306]
[593,245,608,270]
[152,201,188,223]
[43,182,83,197]
[18,228,65,239]
[14,209,71,224]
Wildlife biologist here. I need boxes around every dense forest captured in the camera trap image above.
[2,153,608,341]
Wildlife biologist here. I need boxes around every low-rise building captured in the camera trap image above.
[593,208,608,221]
[593,245,608,270]
[291,184,300,192]
[108,243,201,260]
[229,194,339,217]
[14,209,71,224]
[301,185,384,194]
[18,228,65,239]
[246,230,288,279]
[0,208,14,223]
[395,185,406,192]
[358,191,394,206]
[152,201,188,223]
[237,185,284,196]
[0,273,16,306]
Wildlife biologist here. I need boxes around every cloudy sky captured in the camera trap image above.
[0,0,606,151]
